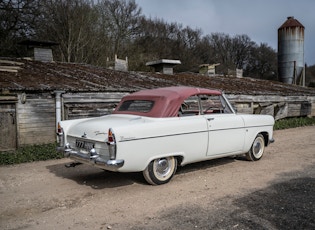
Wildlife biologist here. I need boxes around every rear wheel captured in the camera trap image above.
[246,134,265,161]
[143,157,177,185]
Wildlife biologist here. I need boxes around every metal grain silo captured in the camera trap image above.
[278,16,305,84]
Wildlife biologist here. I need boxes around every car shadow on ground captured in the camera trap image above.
[176,156,242,175]
[129,164,315,230]
[46,156,245,189]
[46,162,143,189]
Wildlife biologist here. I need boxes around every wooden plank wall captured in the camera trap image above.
[62,93,315,121]
[2,91,314,150]
[62,92,128,120]
[16,93,56,146]
[0,103,17,151]
[227,95,315,120]
[34,48,53,62]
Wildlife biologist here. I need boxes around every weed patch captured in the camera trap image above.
[274,117,315,130]
[0,143,63,165]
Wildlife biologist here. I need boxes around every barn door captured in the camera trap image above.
[0,104,17,151]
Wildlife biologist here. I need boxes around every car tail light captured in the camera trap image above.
[107,128,117,160]
[108,128,115,143]
[57,122,63,134]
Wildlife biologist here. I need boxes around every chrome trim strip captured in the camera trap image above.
[118,124,273,143]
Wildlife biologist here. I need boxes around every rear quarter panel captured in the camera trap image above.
[60,117,94,143]
[113,116,209,172]
[241,114,274,151]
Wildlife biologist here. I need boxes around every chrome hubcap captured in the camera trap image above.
[253,138,264,158]
[155,158,171,178]
[253,141,261,154]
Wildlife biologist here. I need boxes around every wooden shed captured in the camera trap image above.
[146,59,181,75]
[1,58,315,151]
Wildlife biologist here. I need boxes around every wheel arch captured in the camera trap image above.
[139,152,185,172]
[175,155,184,166]
[260,131,269,146]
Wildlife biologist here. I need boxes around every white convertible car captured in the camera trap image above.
[57,86,274,185]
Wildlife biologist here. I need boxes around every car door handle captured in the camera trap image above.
[207,118,215,121]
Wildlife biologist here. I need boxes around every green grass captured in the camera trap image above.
[274,117,315,130]
[0,117,314,165]
[0,143,63,165]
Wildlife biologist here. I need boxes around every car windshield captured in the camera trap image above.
[117,100,155,113]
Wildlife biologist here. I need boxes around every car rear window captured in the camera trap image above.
[117,100,154,113]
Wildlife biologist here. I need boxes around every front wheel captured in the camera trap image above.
[143,157,177,185]
[246,134,265,161]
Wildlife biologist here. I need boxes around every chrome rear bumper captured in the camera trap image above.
[58,146,124,171]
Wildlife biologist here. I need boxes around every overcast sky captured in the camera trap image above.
[135,0,315,65]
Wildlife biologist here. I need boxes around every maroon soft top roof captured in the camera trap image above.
[113,86,222,118]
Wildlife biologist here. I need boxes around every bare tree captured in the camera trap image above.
[245,43,277,80]
[0,0,41,56]
[97,0,142,58]
[206,33,259,76]
[208,33,235,75]
[0,0,280,80]
[38,0,100,63]
[306,64,315,87]
[194,35,216,65]
[231,34,255,69]
[126,17,183,70]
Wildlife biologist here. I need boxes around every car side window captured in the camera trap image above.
[118,100,154,113]
[179,94,233,116]
[200,95,222,114]
[200,94,232,114]
[180,95,200,116]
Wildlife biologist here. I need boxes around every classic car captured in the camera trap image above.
[57,86,275,185]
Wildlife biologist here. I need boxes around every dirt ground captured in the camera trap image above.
[0,126,314,230]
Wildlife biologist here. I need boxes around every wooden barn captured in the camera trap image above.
[1,58,315,151]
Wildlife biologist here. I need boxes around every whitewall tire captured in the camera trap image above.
[246,134,265,161]
[143,157,177,185]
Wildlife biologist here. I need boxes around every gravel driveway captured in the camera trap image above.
[0,126,314,230]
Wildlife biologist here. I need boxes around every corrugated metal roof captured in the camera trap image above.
[0,58,314,96]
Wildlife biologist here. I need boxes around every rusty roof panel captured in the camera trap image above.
[279,16,304,29]
[0,58,314,96]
